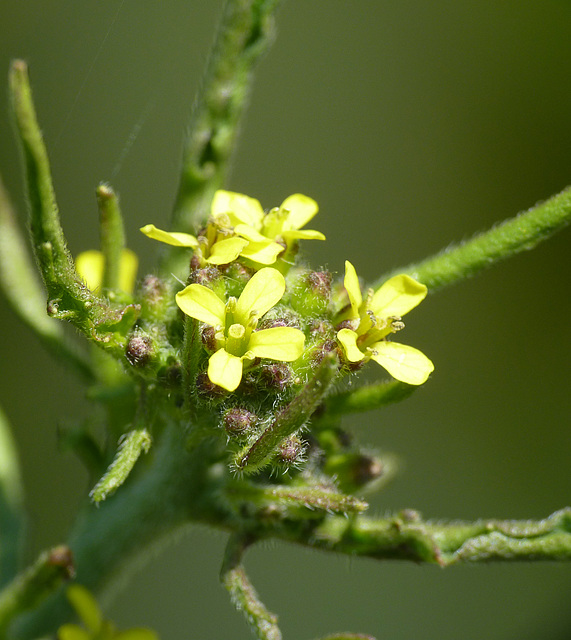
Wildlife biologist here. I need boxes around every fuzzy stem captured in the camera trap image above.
[9,60,136,356]
[234,354,339,474]
[278,508,571,566]
[375,186,571,293]
[0,406,25,590]
[162,0,284,278]
[0,546,74,637]
[96,184,125,292]
[220,535,282,640]
[227,482,368,516]
[10,426,226,640]
[0,174,95,382]
[89,428,152,504]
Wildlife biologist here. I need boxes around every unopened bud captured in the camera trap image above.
[201,326,218,352]
[324,452,384,493]
[260,362,292,392]
[189,266,221,287]
[276,435,306,467]
[221,262,254,299]
[222,408,257,440]
[125,334,153,367]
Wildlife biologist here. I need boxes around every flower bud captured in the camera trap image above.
[222,408,258,441]
[323,452,384,494]
[287,269,332,316]
[125,334,153,367]
[260,362,292,392]
[275,435,306,468]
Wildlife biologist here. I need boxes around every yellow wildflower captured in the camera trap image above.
[176,267,305,391]
[336,261,434,385]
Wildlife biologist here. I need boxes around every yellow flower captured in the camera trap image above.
[75,249,138,294]
[336,261,434,385]
[176,267,305,391]
[212,190,325,252]
[57,584,158,640]
[140,190,325,268]
[139,223,251,266]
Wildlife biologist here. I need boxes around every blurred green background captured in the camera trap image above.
[1,1,571,638]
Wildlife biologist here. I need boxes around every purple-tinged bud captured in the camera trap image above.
[312,339,341,368]
[276,435,306,466]
[323,451,384,494]
[196,372,227,397]
[139,274,166,308]
[125,334,153,367]
[260,362,292,392]
[287,269,332,316]
[308,319,335,339]
[220,262,254,299]
[189,266,222,287]
[257,307,302,331]
[201,326,218,352]
[307,270,332,300]
[222,408,257,440]
[190,253,202,271]
[335,318,359,332]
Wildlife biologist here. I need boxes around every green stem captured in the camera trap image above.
[234,354,339,474]
[10,426,226,640]
[375,186,571,293]
[96,184,125,292]
[220,535,282,640]
[162,0,284,278]
[0,173,95,382]
[89,427,152,504]
[9,60,137,356]
[227,482,368,517]
[281,508,571,566]
[0,546,74,637]
[0,406,26,589]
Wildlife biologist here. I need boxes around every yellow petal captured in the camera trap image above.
[206,237,248,265]
[282,229,326,241]
[235,268,285,324]
[211,190,264,229]
[75,250,104,292]
[234,224,271,243]
[57,624,91,640]
[343,261,362,317]
[176,284,226,327]
[208,348,243,391]
[139,224,198,248]
[370,275,427,318]
[239,240,284,265]
[280,194,319,231]
[337,328,365,363]
[248,327,305,361]
[66,585,102,634]
[118,248,138,294]
[369,341,434,385]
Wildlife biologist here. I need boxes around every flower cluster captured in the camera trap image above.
[139,190,434,393]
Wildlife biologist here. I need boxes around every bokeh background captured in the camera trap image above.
[1,1,571,638]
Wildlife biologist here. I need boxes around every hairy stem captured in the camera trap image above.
[162,0,284,278]
[281,508,571,566]
[221,535,282,640]
[0,174,95,382]
[376,186,571,292]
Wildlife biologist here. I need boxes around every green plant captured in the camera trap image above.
[0,2,570,639]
